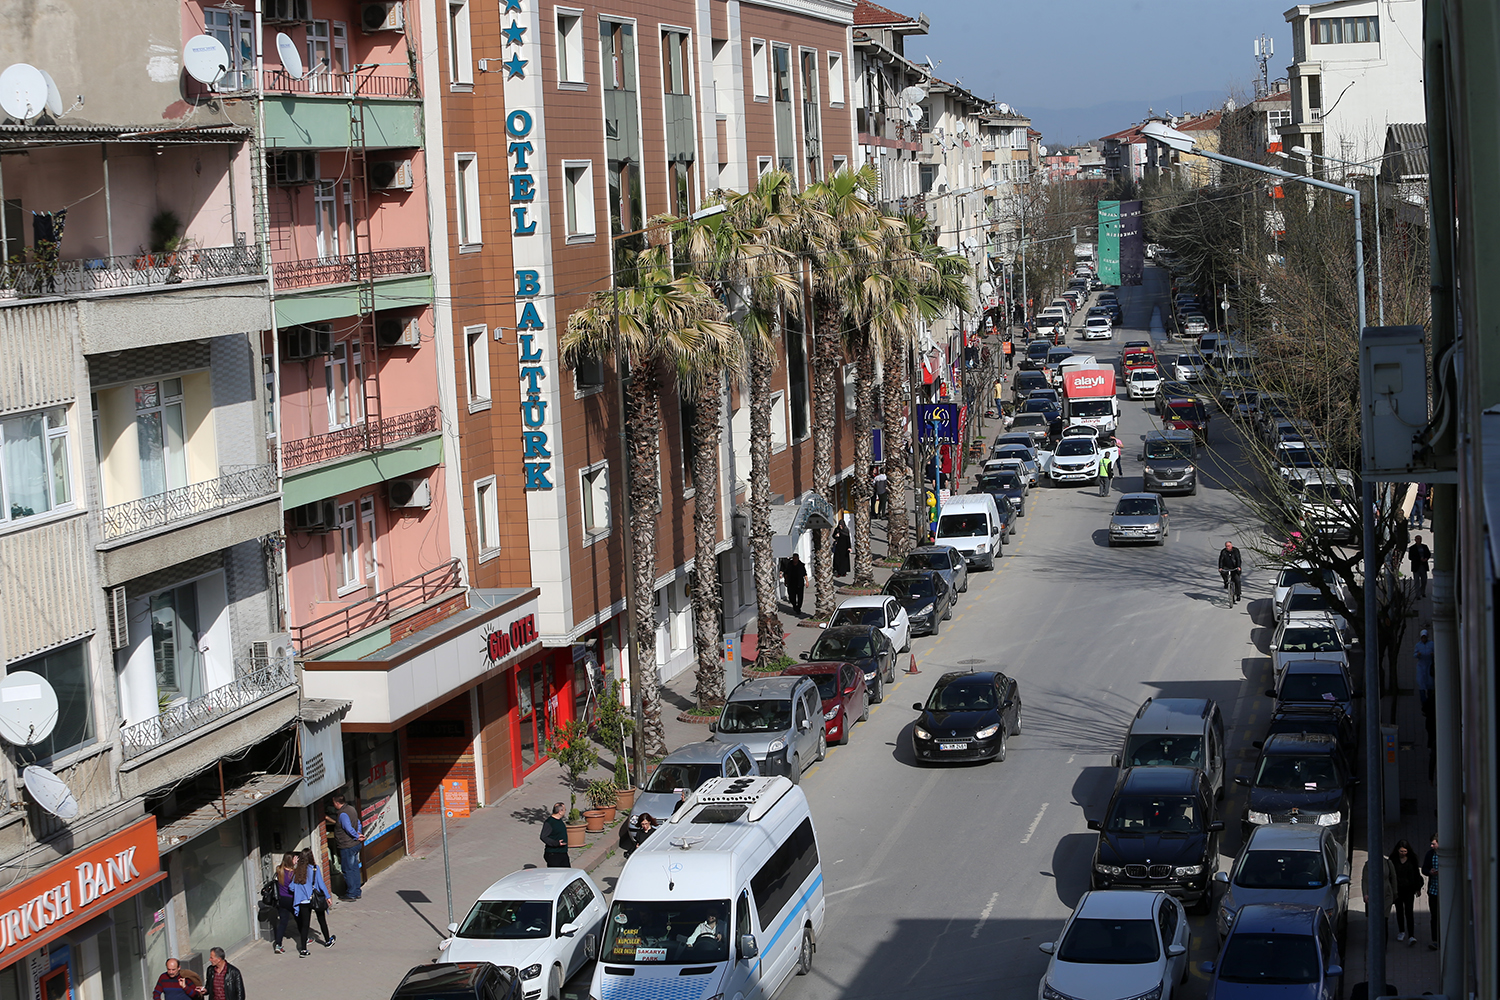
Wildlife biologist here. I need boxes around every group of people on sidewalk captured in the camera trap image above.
[151,951,245,1000]
[1362,836,1442,950]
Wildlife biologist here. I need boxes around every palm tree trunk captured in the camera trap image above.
[883,335,913,562]
[691,378,725,710]
[849,332,877,588]
[747,343,786,663]
[810,299,842,617]
[626,365,668,757]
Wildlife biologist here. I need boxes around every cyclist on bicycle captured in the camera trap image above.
[1218,541,1243,604]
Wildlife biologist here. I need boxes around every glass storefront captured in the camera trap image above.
[353,733,402,842]
[178,825,252,955]
[0,883,171,1000]
[516,659,551,773]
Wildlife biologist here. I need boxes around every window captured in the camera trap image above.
[843,363,857,417]
[711,38,732,114]
[772,45,794,175]
[832,155,846,175]
[326,342,363,428]
[662,30,689,95]
[557,10,585,84]
[757,156,773,182]
[475,476,500,556]
[305,20,349,93]
[770,390,787,452]
[1,406,72,522]
[800,49,821,181]
[204,7,255,91]
[314,179,340,258]
[151,581,208,702]
[669,161,691,216]
[563,161,596,239]
[580,462,610,536]
[465,324,491,405]
[14,642,94,759]
[337,501,360,591]
[679,396,698,491]
[1307,75,1322,111]
[750,39,768,99]
[772,44,792,103]
[827,50,844,106]
[750,818,819,927]
[448,1,474,85]
[455,153,481,247]
[919,164,935,194]
[360,495,379,588]
[602,19,636,91]
[575,354,605,393]
[1313,15,1379,44]
[784,312,809,441]
[601,19,643,240]
[262,356,277,438]
[135,381,186,497]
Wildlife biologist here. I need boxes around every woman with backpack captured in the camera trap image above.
[290,848,335,956]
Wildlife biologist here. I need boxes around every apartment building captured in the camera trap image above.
[851,0,929,215]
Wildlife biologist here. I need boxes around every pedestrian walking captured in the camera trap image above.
[330,792,363,901]
[1423,834,1440,949]
[152,959,201,1000]
[289,848,334,956]
[1362,851,1397,941]
[782,553,808,614]
[1001,338,1014,370]
[1218,541,1242,604]
[1097,452,1113,496]
[1390,839,1424,944]
[541,801,571,868]
[1415,627,1435,745]
[1408,534,1432,598]
[832,517,851,577]
[871,467,888,518]
[271,852,297,954]
[205,948,245,1000]
[1410,482,1429,527]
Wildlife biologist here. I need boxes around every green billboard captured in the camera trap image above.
[1098,200,1121,285]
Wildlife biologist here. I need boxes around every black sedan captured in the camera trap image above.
[882,570,953,637]
[800,625,896,703]
[974,469,1027,516]
[911,670,1022,764]
[899,545,970,596]
[1235,732,1353,845]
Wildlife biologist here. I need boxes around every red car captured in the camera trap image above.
[783,661,869,746]
[1163,398,1211,441]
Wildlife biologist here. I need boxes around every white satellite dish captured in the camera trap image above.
[899,85,926,105]
[276,32,304,80]
[23,765,80,821]
[1039,145,1049,157]
[38,69,64,117]
[954,120,968,135]
[0,63,49,121]
[0,671,59,746]
[905,105,924,124]
[998,103,1011,115]
[183,34,230,85]
[979,281,995,296]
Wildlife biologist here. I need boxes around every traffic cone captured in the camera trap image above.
[905,654,920,675]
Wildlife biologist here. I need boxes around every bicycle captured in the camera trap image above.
[1220,569,1242,605]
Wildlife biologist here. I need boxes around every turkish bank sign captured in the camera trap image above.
[0,817,162,962]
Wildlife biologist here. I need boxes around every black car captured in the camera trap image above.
[882,570,953,637]
[391,964,519,1000]
[911,670,1022,764]
[1089,766,1223,912]
[973,469,1027,517]
[1263,703,1357,759]
[1021,339,1053,371]
[899,545,970,595]
[1011,369,1050,405]
[800,625,896,702]
[1235,732,1353,845]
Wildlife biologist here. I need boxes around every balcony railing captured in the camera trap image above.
[119,657,297,760]
[280,405,440,470]
[264,68,419,99]
[99,464,278,542]
[292,558,463,654]
[271,246,428,290]
[0,243,264,300]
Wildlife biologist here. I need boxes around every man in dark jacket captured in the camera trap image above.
[1409,533,1432,598]
[206,949,245,1000]
[1218,541,1242,603]
[541,801,570,867]
[331,792,363,900]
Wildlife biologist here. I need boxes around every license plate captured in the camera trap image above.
[939,742,968,751]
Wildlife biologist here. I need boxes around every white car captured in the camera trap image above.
[1045,436,1101,485]
[1038,890,1189,1000]
[1127,368,1162,399]
[1270,614,1350,675]
[440,868,607,1000]
[1277,584,1352,636]
[1082,315,1113,341]
[828,595,911,653]
[1273,563,1350,617]
[1173,353,1205,381]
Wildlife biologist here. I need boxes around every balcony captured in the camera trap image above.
[0,244,264,301]
[272,246,427,291]
[293,558,464,656]
[265,68,419,99]
[282,405,440,470]
[120,657,298,761]
[99,464,278,542]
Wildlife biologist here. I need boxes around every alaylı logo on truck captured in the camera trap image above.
[1072,374,1109,388]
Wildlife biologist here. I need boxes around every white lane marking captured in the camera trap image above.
[971,891,1000,938]
[825,879,882,897]
[1067,754,1076,765]
[1021,802,1050,844]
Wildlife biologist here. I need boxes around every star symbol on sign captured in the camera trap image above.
[502,0,522,11]
[502,20,527,45]
[503,53,528,79]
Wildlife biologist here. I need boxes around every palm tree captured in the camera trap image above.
[562,235,737,755]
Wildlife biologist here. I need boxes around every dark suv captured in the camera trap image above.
[1089,766,1223,912]
[1235,732,1353,846]
[1112,697,1226,801]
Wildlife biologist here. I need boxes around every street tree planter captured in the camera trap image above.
[583,809,607,833]
[566,821,587,847]
[615,787,636,812]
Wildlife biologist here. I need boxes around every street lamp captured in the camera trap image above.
[1278,146,1386,325]
[1143,120,1386,990]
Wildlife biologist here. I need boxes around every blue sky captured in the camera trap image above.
[898,0,1290,147]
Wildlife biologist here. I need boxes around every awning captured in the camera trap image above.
[766,490,837,559]
[157,773,301,853]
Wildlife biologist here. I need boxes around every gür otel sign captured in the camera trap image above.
[483,612,539,665]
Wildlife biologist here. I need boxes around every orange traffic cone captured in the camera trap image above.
[905,654,920,675]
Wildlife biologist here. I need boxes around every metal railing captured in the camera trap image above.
[280,405,440,470]
[119,657,297,760]
[264,68,419,99]
[292,558,463,654]
[0,243,264,299]
[270,246,427,290]
[99,464,278,541]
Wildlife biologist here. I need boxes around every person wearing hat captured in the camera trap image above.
[1414,627,1436,757]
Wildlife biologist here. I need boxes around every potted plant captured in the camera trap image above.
[594,680,635,757]
[613,756,636,812]
[587,779,618,824]
[544,719,598,846]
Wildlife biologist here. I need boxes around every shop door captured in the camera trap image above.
[516,661,551,774]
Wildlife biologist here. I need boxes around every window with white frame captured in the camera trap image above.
[262,356,276,438]
[1,406,72,522]
[827,50,845,106]
[306,21,349,94]
[843,363,857,417]
[769,390,787,452]
[563,161,596,239]
[360,494,379,587]
[337,501,360,592]
[314,179,340,258]
[204,7,255,92]
[325,342,364,429]
[135,380,186,497]
[475,476,500,556]
[465,324,491,404]
[448,1,474,85]
[832,154,847,175]
[757,156,773,182]
[750,38,768,99]
[556,9,585,84]
[455,153,481,247]
[580,462,610,536]
[711,38,732,114]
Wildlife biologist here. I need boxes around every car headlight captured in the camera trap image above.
[917,604,934,616]
[519,964,543,981]
[913,726,932,740]
[1094,864,1124,876]
[974,724,1000,740]
[1041,984,1072,1000]
[1316,810,1342,826]
[767,738,786,753]
[1173,864,1204,876]
[1247,810,1271,825]
[975,542,988,554]
[824,707,839,720]
[1121,985,1164,1000]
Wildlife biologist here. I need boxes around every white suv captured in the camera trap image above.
[1037,890,1189,1000]
[1046,436,1100,485]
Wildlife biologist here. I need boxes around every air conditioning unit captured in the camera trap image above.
[369,159,414,191]
[268,150,317,186]
[290,500,337,532]
[248,634,294,668]
[265,0,311,22]
[106,586,130,651]
[361,1,405,33]
[387,477,431,510]
[283,323,335,361]
[376,315,420,348]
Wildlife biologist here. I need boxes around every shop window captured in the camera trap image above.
[1,405,73,522]
[352,732,403,842]
[10,640,93,759]
[179,817,251,955]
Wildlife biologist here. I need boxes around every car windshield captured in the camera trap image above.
[1124,735,1203,768]
[1217,933,1320,984]
[1071,399,1114,417]
[1012,414,1047,428]
[717,699,793,734]
[884,577,936,600]
[1087,318,1109,327]
[1048,350,1074,362]
[1057,439,1096,456]
[1023,399,1056,413]
[1130,371,1158,382]
[646,761,721,793]
[902,553,949,571]
[1027,344,1051,359]
[1281,449,1325,469]
[1286,592,1332,613]
[1254,752,1345,791]
[1300,483,1352,503]
[1125,353,1154,366]
[977,472,1023,491]
[1280,627,1343,652]
[803,672,840,700]
[1105,795,1201,834]
[601,899,732,965]
[1114,498,1161,516]
[924,678,997,712]
[1016,374,1046,389]
[1056,918,1160,965]
[1280,671,1351,704]
[1144,441,1192,460]
[938,513,989,537]
[1235,849,1328,889]
[1277,567,1321,588]
[830,607,884,628]
[1178,355,1202,366]
[810,632,876,660]
[1168,403,1207,419]
[455,899,553,940]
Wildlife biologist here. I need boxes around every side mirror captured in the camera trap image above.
[1251,740,1264,750]
[1265,689,1278,699]
[1334,874,1351,886]
[560,921,580,937]
[1200,961,1216,975]
[799,651,811,660]
[1086,819,1101,831]
[707,721,717,732]
[913,703,923,711]
[739,934,760,959]
[799,720,811,731]
[1213,871,1229,884]
[448,922,460,934]
[1234,776,1250,787]
[844,687,857,696]
[1110,753,1122,767]
[1167,944,1187,958]
[1325,965,1342,978]
[1267,643,1278,652]
[1209,820,1225,832]
[1037,942,1055,955]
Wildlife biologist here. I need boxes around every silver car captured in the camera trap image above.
[1213,824,1349,940]
[991,444,1039,485]
[633,740,758,822]
[1108,492,1170,546]
[710,675,826,784]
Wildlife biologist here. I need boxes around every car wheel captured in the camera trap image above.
[1189,484,1198,496]
[1019,502,1027,517]
[788,754,800,784]
[901,633,911,653]
[1012,702,1023,735]
[1009,520,1017,535]
[930,613,940,636]
[994,728,1008,763]
[885,655,896,684]
[836,713,849,745]
[546,966,562,1000]
[960,575,969,593]
[860,692,871,721]
[796,927,816,975]
[944,600,953,620]
[816,729,827,761]
[1158,532,1166,547]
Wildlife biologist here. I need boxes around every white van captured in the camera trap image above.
[933,493,1004,570]
[592,776,825,1000]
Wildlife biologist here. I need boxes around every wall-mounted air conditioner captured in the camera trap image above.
[361,2,405,33]
[290,500,337,533]
[265,0,311,22]
[369,159,414,191]
[387,478,431,510]
[283,323,335,361]
[268,151,317,186]
[376,315,420,348]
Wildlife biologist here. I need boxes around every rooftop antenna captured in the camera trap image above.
[1253,34,1275,99]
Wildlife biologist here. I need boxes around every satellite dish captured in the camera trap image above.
[905,105,924,123]
[998,103,1011,115]
[900,85,926,105]
[1039,145,1049,157]
[954,120,968,135]
[979,281,995,296]
[0,671,59,746]
[23,765,80,821]
[276,32,304,80]
[38,69,64,117]
[183,34,230,85]
[0,63,49,121]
